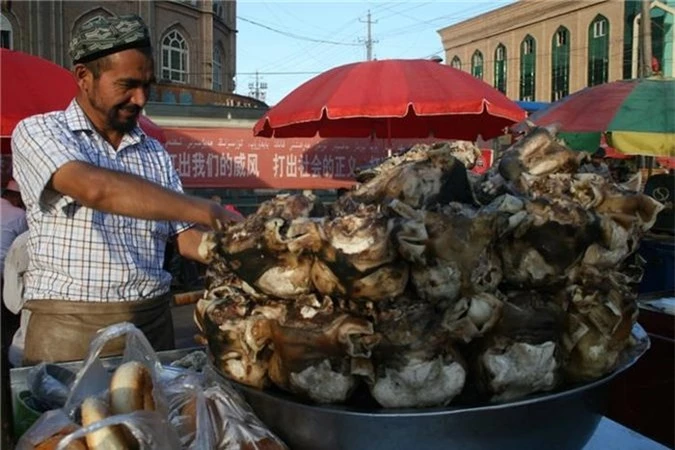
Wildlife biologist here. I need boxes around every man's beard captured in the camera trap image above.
[107,104,141,133]
[88,88,141,134]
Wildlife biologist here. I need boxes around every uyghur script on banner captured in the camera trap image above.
[163,127,493,189]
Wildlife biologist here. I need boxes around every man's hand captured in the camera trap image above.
[177,204,244,264]
[208,202,245,230]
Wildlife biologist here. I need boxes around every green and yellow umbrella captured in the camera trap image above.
[521,77,674,157]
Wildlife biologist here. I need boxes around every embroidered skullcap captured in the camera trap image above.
[69,14,151,64]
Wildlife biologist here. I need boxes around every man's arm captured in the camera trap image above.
[175,227,210,264]
[50,161,241,228]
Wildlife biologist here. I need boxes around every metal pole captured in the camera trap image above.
[640,0,653,77]
[359,10,378,61]
[366,10,372,61]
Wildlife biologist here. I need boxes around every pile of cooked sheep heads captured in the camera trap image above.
[196,128,662,408]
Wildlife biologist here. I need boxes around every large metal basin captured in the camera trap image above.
[220,325,649,450]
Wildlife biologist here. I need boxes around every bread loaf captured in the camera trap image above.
[34,425,88,450]
[80,397,130,450]
[109,361,155,415]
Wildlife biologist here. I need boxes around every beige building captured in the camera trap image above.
[437,0,627,102]
[1,0,237,93]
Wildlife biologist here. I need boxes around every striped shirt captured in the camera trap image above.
[11,100,192,302]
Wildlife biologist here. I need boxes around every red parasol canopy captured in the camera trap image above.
[0,48,165,154]
[254,59,525,141]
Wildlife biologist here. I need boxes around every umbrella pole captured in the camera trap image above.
[387,118,392,157]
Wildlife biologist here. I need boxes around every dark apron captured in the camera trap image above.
[22,294,175,365]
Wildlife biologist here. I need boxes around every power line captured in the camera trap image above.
[237,15,361,46]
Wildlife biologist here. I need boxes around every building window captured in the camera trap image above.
[1,13,14,49]
[520,35,536,101]
[592,18,607,38]
[161,30,188,84]
[551,26,570,101]
[471,50,483,80]
[588,15,609,86]
[213,0,225,20]
[213,45,223,91]
[494,44,507,94]
[555,28,568,47]
[451,56,461,70]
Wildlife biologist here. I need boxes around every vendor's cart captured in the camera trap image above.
[7,323,670,450]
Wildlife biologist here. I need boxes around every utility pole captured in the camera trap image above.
[640,0,653,77]
[359,10,378,61]
[248,71,268,102]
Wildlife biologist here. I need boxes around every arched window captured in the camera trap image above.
[520,35,536,101]
[494,44,507,93]
[1,13,13,49]
[588,15,609,86]
[213,0,225,19]
[213,45,223,91]
[471,51,483,80]
[161,29,188,83]
[551,26,570,101]
[451,56,461,70]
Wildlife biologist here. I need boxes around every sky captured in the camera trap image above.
[235,1,516,105]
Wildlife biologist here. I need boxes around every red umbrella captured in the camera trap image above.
[253,59,525,140]
[0,48,165,153]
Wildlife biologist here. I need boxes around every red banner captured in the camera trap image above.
[165,128,493,189]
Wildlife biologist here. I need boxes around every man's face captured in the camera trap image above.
[85,49,155,133]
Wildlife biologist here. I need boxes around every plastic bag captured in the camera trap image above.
[26,363,76,412]
[54,410,182,450]
[15,409,78,450]
[165,371,216,450]
[16,408,181,450]
[63,321,169,419]
[202,366,287,450]
[164,366,287,450]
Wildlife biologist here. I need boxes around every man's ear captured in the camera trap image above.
[73,64,91,90]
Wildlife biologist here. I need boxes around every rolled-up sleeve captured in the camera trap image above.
[11,115,88,210]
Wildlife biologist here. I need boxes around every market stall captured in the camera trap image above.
[5,56,672,450]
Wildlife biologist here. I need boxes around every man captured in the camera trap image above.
[580,147,611,180]
[0,179,27,275]
[3,230,29,366]
[0,179,27,362]
[11,15,242,365]
[0,180,26,447]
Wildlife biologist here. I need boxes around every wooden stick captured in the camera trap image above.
[173,290,205,306]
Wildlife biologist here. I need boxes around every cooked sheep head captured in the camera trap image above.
[562,267,638,382]
[346,146,476,210]
[266,299,380,404]
[368,295,467,408]
[198,196,325,299]
[392,202,502,304]
[473,291,565,402]
[498,198,601,288]
[442,292,503,344]
[196,287,285,388]
[312,205,409,301]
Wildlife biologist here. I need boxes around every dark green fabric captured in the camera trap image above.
[558,131,602,151]
[608,78,675,133]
